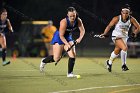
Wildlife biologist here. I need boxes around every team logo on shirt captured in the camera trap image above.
[0,24,6,28]
[66,27,77,32]
[119,25,130,35]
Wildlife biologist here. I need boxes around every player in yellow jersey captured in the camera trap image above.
[41,21,57,55]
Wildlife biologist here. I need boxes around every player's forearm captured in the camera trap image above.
[103,26,111,35]
[131,17,140,34]
[9,27,13,32]
[8,23,13,32]
[79,30,85,41]
[133,28,140,34]
[60,35,69,45]
[7,19,13,32]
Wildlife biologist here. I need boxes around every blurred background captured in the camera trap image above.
[1,0,140,57]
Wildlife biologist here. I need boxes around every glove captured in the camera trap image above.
[129,33,136,42]
[130,33,135,38]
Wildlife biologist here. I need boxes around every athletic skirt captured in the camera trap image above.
[50,30,73,45]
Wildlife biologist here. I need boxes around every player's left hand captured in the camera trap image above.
[129,33,137,42]
[130,33,137,38]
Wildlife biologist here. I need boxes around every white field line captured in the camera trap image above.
[0,68,96,72]
[1,70,37,71]
[50,84,140,93]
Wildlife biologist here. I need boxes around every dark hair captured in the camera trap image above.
[121,4,132,14]
[121,4,131,10]
[67,7,79,17]
[0,8,7,15]
[67,7,76,12]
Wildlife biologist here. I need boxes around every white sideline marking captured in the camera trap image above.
[1,68,96,72]
[50,84,140,93]
[1,70,37,72]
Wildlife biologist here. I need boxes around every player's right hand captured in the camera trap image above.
[100,33,106,38]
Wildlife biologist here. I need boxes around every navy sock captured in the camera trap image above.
[2,48,6,62]
[68,57,75,74]
[42,55,55,63]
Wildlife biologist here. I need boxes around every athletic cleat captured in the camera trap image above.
[122,64,129,71]
[67,73,77,78]
[40,58,46,72]
[2,61,10,66]
[106,60,112,72]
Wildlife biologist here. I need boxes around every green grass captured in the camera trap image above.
[0,57,140,93]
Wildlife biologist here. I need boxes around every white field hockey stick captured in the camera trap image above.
[90,32,109,38]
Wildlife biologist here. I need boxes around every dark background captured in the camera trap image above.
[1,0,140,57]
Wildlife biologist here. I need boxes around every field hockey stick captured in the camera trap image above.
[90,32,109,38]
[93,34,109,38]
[55,41,77,66]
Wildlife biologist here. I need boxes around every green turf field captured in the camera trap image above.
[0,57,140,93]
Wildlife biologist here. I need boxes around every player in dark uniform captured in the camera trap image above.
[40,7,85,77]
[0,8,13,66]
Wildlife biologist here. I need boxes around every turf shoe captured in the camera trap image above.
[67,73,77,78]
[122,64,129,71]
[2,61,10,66]
[40,58,46,72]
[106,60,112,72]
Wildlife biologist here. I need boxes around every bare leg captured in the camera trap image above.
[40,43,64,71]
[0,34,10,66]
[64,41,77,77]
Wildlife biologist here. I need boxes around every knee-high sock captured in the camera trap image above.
[42,55,55,63]
[68,58,75,74]
[2,48,6,62]
[109,51,119,65]
[121,50,127,65]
